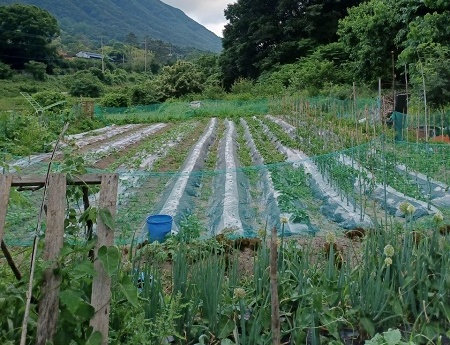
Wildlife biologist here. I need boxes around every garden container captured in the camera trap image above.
[146,214,173,242]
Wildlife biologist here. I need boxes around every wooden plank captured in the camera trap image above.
[10,173,103,187]
[36,174,67,345]
[0,174,12,244]
[90,174,118,345]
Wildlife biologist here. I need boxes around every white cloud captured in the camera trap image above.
[162,0,235,37]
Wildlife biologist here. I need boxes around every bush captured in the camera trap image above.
[24,61,47,81]
[230,78,255,95]
[100,92,130,107]
[202,85,226,100]
[0,62,13,79]
[130,80,164,105]
[68,72,103,97]
[89,67,113,85]
[33,91,67,110]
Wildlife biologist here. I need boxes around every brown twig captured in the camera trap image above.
[1,240,22,280]
[270,226,280,345]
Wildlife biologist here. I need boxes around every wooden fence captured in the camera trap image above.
[0,173,118,345]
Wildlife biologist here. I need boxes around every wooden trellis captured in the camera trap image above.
[0,173,118,345]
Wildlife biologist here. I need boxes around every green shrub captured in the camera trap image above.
[0,62,13,79]
[230,78,255,95]
[130,80,164,105]
[89,67,113,85]
[24,61,47,81]
[33,91,67,110]
[202,85,226,100]
[100,92,130,107]
[68,72,103,97]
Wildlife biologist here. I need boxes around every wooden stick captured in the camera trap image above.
[0,174,12,244]
[90,174,119,345]
[1,240,22,280]
[270,226,280,345]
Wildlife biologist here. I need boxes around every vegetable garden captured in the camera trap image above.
[1,97,450,344]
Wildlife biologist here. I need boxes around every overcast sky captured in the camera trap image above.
[162,0,236,37]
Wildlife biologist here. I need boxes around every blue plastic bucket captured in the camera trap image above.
[146,214,173,242]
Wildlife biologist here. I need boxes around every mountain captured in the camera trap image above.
[0,0,222,52]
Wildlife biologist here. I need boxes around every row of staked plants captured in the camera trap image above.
[109,209,450,345]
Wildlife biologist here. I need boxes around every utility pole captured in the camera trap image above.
[101,37,105,73]
[144,38,147,72]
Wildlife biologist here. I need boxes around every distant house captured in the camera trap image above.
[75,51,103,60]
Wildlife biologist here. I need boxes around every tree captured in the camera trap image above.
[400,11,450,109]
[337,0,449,84]
[220,0,363,88]
[125,32,139,48]
[68,72,103,97]
[337,0,402,83]
[158,61,205,99]
[0,4,60,70]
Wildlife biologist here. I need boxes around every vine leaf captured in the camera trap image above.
[86,331,103,345]
[99,207,115,230]
[383,329,402,345]
[119,275,138,307]
[98,245,120,276]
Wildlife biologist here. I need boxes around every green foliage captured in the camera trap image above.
[229,78,254,97]
[338,0,400,83]
[220,0,363,87]
[0,4,60,70]
[130,79,164,105]
[24,61,47,81]
[399,10,450,108]
[100,92,130,107]
[0,62,13,79]
[0,112,50,155]
[366,329,414,345]
[159,60,205,99]
[98,245,120,276]
[202,84,227,99]
[68,72,103,97]
[33,90,66,110]
[338,0,450,89]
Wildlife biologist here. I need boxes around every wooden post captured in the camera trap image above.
[0,174,12,244]
[90,174,119,344]
[270,226,280,345]
[1,173,116,343]
[36,174,67,345]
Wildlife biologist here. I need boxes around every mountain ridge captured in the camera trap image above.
[0,0,222,52]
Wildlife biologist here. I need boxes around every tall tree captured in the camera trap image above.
[337,0,449,85]
[0,4,60,69]
[337,0,402,83]
[220,0,362,88]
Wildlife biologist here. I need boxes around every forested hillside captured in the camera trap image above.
[220,0,450,108]
[0,0,222,52]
